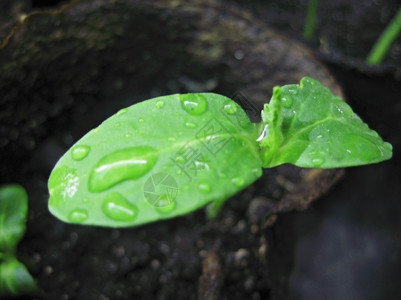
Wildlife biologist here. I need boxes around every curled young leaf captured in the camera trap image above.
[259,77,392,168]
[48,93,262,227]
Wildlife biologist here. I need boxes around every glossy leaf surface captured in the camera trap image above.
[48,93,262,227]
[259,77,393,168]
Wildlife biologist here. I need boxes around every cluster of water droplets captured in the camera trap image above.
[51,94,265,225]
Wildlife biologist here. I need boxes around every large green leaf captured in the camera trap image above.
[48,93,262,227]
[259,77,393,168]
[0,185,27,252]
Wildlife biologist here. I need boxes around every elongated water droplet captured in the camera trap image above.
[155,101,164,109]
[198,180,211,194]
[102,193,138,221]
[179,94,208,115]
[116,108,128,116]
[185,121,197,128]
[68,209,88,223]
[223,103,237,115]
[88,146,158,192]
[71,145,90,161]
[231,176,244,187]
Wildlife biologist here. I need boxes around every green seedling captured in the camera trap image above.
[0,184,39,296]
[303,0,318,40]
[48,77,392,228]
[366,7,401,65]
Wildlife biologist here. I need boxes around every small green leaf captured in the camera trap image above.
[260,77,393,168]
[0,184,39,296]
[0,258,38,296]
[48,93,262,227]
[0,185,28,253]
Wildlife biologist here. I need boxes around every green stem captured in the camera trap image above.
[366,7,401,65]
[303,0,318,40]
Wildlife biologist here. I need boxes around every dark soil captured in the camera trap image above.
[1,0,400,299]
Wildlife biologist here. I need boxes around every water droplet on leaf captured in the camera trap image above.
[88,146,158,192]
[71,145,90,161]
[312,158,324,167]
[155,195,176,214]
[102,193,138,221]
[155,101,164,109]
[116,108,128,116]
[185,121,197,128]
[231,176,245,187]
[281,96,293,108]
[198,180,211,194]
[179,94,208,115]
[252,168,262,177]
[223,103,238,115]
[68,209,88,223]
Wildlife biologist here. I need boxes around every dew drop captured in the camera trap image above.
[312,158,324,167]
[155,101,164,109]
[335,101,354,118]
[139,118,144,123]
[198,180,211,194]
[116,108,128,116]
[223,103,238,115]
[155,195,176,214]
[281,96,293,108]
[175,155,185,164]
[68,209,88,223]
[88,146,158,192]
[167,137,176,142]
[185,121,197,128]
[71,145,90,161]
[231,176,245,187]
[252,168,262,177]
[179,94,208,115]
[102,193,138,221]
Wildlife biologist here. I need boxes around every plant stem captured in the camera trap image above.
[366,7,401,65]
[303,0,318,40]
